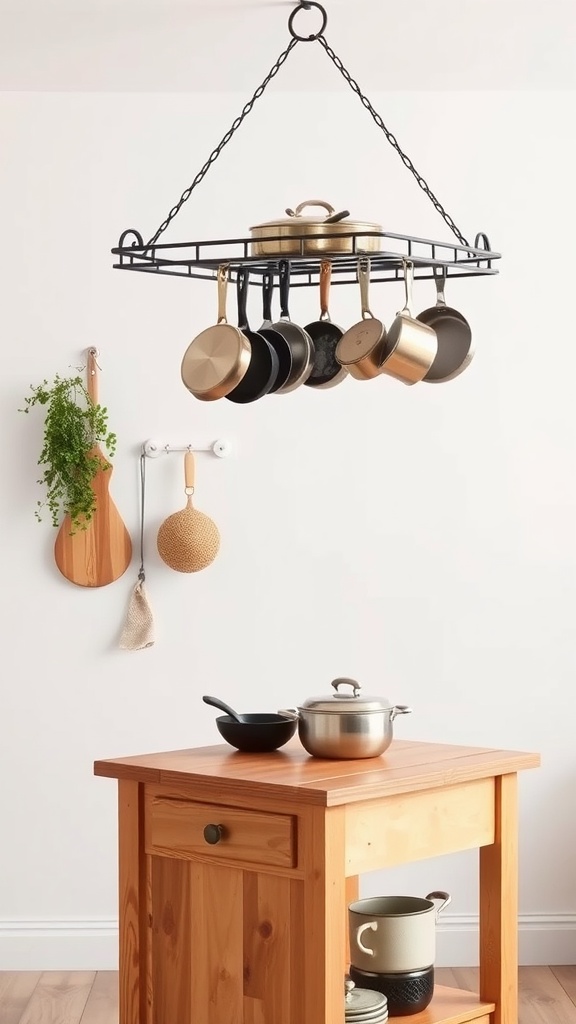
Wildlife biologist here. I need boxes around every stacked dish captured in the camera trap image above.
[345,979,388,1023]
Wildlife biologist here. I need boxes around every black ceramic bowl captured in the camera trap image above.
[216,713,297,753]
[349,964,434,1017]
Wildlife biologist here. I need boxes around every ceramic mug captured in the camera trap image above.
[348,891,451,973]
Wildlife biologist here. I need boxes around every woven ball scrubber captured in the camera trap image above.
[157,451,220,572]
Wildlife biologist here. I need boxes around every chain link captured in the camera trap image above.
[316,35,470,248]
[144,13,470,251]
[145,37,300,249]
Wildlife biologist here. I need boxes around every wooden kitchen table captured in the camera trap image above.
[94,739,540,1024]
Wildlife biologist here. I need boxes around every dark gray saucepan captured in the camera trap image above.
[304,259,348,389]
[417,266,474,383]
[271,260,315,394]
[259,271,293,393]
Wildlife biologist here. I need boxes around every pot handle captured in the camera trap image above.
[426,891,452,919]
[277,708,299,721]
[288,200,335,219]
[356,921,377,956]
[390,704,412,721]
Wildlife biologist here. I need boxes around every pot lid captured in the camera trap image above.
[250,199,381,232]
[345,979,388,1018]
[300,678,393,714]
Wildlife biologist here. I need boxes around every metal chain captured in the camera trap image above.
[145,37,300,249]
[315,35,470,249]
[143,8,469,250]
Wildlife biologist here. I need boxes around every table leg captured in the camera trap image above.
[300,806,347,1024]
[479,773,518,1024]
[118,780,147,1024]
[345,876,359,970]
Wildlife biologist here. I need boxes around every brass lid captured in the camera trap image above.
[250,199,381,236]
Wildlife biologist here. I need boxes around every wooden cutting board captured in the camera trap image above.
[54,349,132,587]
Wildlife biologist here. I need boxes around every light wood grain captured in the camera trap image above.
[118,781,146,1024]
[94,739,540,806]
[3,970,574,1024]
[190,861,244,1024]
[242,872,291,1023]
[53,348,132,588]
[299,804,347,1024]
[479,773,518,1024]
[0,972,41,1024]
[551,965,576,1002]
[519,966,576,1023]
[150,856,192,1024]
[77,972,118,1024]
[345,778,495,872]
[18,972,95,1024]
[145,793,295,869]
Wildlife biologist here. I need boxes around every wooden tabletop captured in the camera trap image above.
[94,739,540,807]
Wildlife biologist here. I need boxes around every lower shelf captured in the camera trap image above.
[393,985,495,1024]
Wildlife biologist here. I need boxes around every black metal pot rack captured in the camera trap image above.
[112,2,501,290]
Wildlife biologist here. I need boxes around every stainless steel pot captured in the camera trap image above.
[250,200,382,257]
[279,678,411,760]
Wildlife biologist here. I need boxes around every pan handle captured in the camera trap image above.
[277,708,299,721]
[217,265,229,324]
[320,260,332,321]
[278,260,292,320]
[358,257,374,320]
[262,272,275,325]
[390,704,412,721]
[236,267,251,331]
[400,258,415,316]
[433,265,447,308]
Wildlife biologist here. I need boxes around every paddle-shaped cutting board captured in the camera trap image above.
[54,349,132,587]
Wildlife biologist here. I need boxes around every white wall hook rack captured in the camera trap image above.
[142,438,232,459]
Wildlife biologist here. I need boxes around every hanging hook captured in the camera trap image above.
[288,1,327,41]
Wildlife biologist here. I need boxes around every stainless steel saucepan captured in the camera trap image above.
[279,678,411,759]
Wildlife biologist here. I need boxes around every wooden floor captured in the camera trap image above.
[0,967,575,1023]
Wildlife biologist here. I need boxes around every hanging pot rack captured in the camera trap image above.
[112,1,500,289]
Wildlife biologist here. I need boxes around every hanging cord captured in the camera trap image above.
[138,452,147,581]
[143,2,469,251]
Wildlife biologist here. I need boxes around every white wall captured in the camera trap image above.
[1,86,575,969]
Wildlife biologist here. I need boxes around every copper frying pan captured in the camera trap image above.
[335,258,387,380]
[181,265,251,401]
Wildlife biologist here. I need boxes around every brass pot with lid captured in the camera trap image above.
[250,200,382,257]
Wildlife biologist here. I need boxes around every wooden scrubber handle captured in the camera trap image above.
[87,348,99,404]
[184,451,195,493]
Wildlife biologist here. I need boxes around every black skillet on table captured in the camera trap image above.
[226,268,280,404]
[258,271,293,393]
[304,260,348,389]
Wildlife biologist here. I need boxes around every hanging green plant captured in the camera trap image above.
[20,373,117,532]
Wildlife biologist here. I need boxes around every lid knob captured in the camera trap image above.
[331,677,361,699]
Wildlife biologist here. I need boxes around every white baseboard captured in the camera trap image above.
[437,913,576,967]
[0,914,574,971]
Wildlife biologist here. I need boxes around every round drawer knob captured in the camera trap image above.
[203,823,224,845]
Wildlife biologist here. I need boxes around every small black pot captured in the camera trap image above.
[216,714,297,753]
[349,964,434,1017]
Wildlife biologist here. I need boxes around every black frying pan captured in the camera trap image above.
[304,260,348,389]
[271,260,315,394]
[259,272,293,393]
[226,268,280,404]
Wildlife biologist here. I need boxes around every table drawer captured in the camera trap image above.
[145,791,295,869]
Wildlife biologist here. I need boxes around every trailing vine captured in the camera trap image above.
[20,374,117,532]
